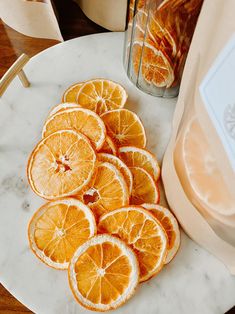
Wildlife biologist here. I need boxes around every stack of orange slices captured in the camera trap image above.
[27,79,180,312]
[129,0,202,89]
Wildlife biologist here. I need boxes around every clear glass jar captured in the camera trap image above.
[124,0,203,97]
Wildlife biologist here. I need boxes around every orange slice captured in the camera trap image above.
[98,206,168,282]
[80,162,129,219]
[174,117,235,215]
[68,234,139,311]
[42,108,106,150]
[27,130,96,200]
[132,41,174,88]
[142,204,180,263]
[101,109,146,148]
[147,11,177,57]
[28,198,96,269]
[129,167,159,205]
[76,79,127,115]
[97,153,133,194]
[48,103,80,118]
[99,136,117,155]
[118,146,160,181]
[62,82,83,103]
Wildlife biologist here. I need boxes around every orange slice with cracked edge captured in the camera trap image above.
[99,136,117,155]
[48,103,81,118]
[68,234,139,311]
[118,146,160,181]
[101,109,146,148]
[76,79,127,115]
[98,206,168,282]
[62,82,83,103]
[97,153,133,194]
[80,162,129,219]
[42,108,106,150]
[27,130,96,200]
[142,203,180,263]
[28,198,96,269]
[129,167,159,205]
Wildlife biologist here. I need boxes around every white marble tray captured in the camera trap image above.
[0,32,234,314]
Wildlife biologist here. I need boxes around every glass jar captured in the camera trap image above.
[124,0,203,97]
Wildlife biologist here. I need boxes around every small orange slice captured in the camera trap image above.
[42,108,106,150]
[132,41,174,88]
[76,79,127,115]
[62,82,83,103]
[99,136,117,155]
[98,206,168,282]
[28,198,96,269]
[48,103,80,118]
[129,167,159,205]
[68,234,139,311]
[142,203,180,263]
[97,153,133,194]
[80,162,129,219]
[118,146,160,181]
[27,130,96,200]
[101,109,146,148]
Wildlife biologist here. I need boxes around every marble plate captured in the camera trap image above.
[0,33,234,314]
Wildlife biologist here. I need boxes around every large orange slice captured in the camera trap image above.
[118,146,160,181]
[80,162,129,219]
[101,109,146,148]
[76,79,127,115]
[27,130,96,200]
[42,108,106,150]
[98,206,168,282]
[99,136,117,155]
[68,234,139,311]
[62,82,83,103]
[97,153,133,194]
[28,198,96,269]
[142,203,180,263]
[129,167,159,205]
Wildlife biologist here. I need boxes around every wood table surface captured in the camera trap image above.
[0,1,234,313]
[0,0,106,313]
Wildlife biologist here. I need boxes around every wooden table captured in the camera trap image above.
[0,0,106,312]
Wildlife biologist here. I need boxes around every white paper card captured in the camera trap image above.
[200,35,235,172]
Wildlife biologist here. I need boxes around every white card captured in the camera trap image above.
[200,35,235,172]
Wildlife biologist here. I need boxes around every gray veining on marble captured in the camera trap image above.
[0,32,234,314]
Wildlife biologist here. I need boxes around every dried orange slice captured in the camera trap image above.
[97,153,133,194]
[27,130,96,200]
[129,167,159,205]
[28,198,96,269]
[68,234,139,311]
[132,41,174,88]
[42,108,106,150]
[62,82,83,103]
[99,136,117,155]
[76,79,127,115]
[147,12,177,57]
[48,103,80,118]
[101,109,146,148]
[118,146,160,181]
[142,204,180,263]
[81,162,129,219]
[98,206,168,282]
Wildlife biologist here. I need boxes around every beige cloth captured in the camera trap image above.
[76,0,127,31]
[162,0,235,274]
[0,0,63,41]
